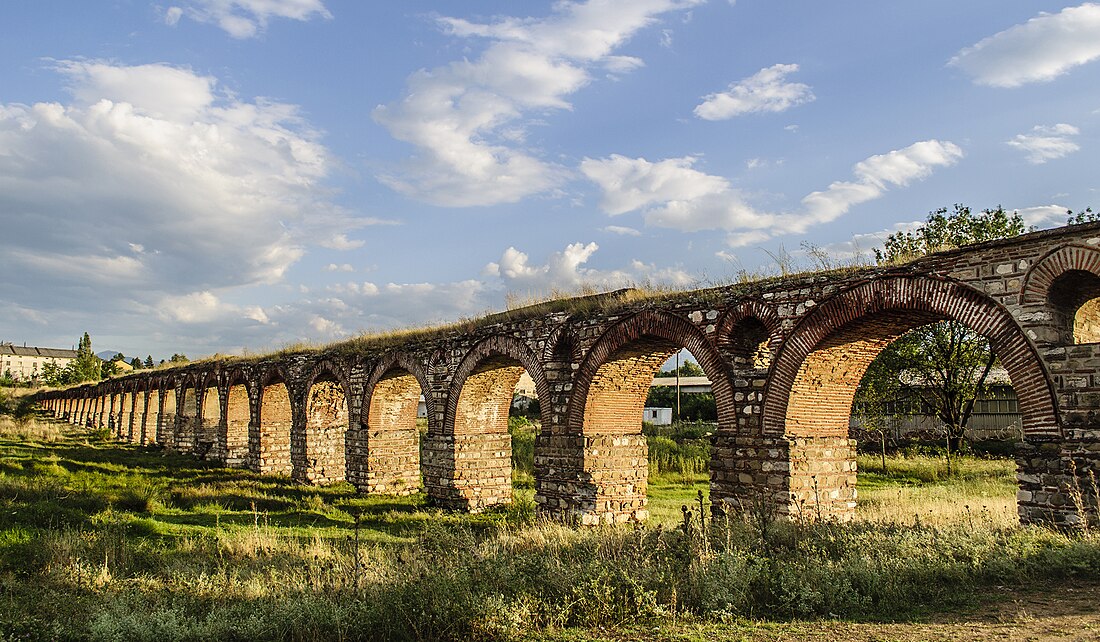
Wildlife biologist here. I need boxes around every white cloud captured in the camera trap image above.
[580,155,728,216]
[949,4,1100,87]
[373,0,701,207]
[1014,204,1071,228]
[602,225,642,236]
[694,63,815,120]
[166,0,331,38]
[321,233,366,250]
[325,263,354,272]
[0,61,368,336]
[164,6,183,26]
[582,140,963,243]
[1006,124,1080,163]
[800,140,964,227]
[485,242,695,292]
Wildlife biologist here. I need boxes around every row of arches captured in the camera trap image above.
[39,270,1095,526]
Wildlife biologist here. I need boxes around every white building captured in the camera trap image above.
[0,344,78,382]
[643,407,673,425]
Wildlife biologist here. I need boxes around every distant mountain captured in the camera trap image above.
[96,350,120,361]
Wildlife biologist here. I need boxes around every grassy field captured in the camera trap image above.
[1,414,1098,641]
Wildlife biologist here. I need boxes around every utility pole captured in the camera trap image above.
[675,350,681,423]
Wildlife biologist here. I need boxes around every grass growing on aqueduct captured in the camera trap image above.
[1,415,1099,641]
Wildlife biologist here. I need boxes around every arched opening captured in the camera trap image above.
[851,319,1023,524]
[88,394,101,429]
[1047,270,1100,344]
[108,393,121,436]
[450,355,523,510]
[724,317,772,369]
[177,384,198,453]
[300,373,349,485]
[144,388,160,445]
[70,395,81,424]
[98,394,109,429]
[158,387,177,446]
[199,382,221,458]
[257,376,293,475]
[357,364,424,495]
[644,349,717,508]
[569,311,734,525]
[224,380,251,468]
[120,390,134,441]
[759,277,1059,523]
[438,339,552,513]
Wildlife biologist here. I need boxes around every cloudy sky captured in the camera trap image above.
[2,1,1098,360]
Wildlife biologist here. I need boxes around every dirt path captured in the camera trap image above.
[553,581,1100,641]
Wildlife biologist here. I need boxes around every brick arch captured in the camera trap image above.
[362,351,433,426]
[428,336,551,511]
[1021,244,1100,305]
[259,364,291,388]
[564,309,734,524]
[222,368,253,467]
[542,322,582,364]
[298,358,352,484]
[224,368,253,398]
[445,335,552,435]
[354,352,433,496]
[303,359,353,402]
[762,275,1060,439]
[716,300,782,368]
[256,365,294,476]
[568,309,734,433]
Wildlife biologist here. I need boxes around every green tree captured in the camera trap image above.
[130,357,143,370]
[72,332,102,383]
[860,205,1026,462]
[144,355,154,368]
[169,353,189,364]
[654,358,705,378]
[1067,207,1098,225]
[873,204,1025,264]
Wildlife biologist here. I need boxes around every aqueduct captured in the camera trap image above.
[37,223,1100,526]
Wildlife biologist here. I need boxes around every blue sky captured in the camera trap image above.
[1,1,1098,360]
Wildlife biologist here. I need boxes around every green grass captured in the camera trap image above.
[2,416,1098,642]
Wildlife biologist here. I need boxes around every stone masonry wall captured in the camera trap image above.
[40,222,1100,527]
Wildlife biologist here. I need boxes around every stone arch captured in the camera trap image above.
[197,371,222,458]
[107,388,121,437]
[299,360,351,484]
[542,322,582,365]
[143,380,161,445]
[256,366,293,475]
[566,309,735,524]
[754,275,1059,520]
[716,300,781,369]
[119,384,135,442]
[430,336,551,511]
[223,369,252,468]
[763,275,1058,438]
[158,380,178,447]
[445,336,553,434]
[175,374,202,453]
[353,352,432,495]
[569,310,734,433]
[1021,244,1100,345]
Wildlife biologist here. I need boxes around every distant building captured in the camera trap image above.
[0,343,78,381]
[643,407,673,425]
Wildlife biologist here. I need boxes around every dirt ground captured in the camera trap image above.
[554,581,1100,641]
